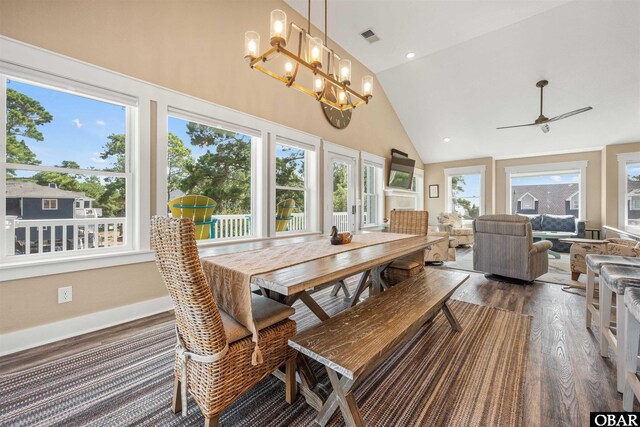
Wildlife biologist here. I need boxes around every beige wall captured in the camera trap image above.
[602,142,640,228]
[495,151,603,228]
[424,157,494,223]
[0,0,420,334]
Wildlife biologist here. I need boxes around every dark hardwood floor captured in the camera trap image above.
[0,268,630,425]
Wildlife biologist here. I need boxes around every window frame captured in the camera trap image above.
[360,152,385,229]
[165,107,260,243]
[505,161,587,220]
[271,133,319,236]
[444,165,486,223]
[568,192,580,211]
[41,199,58,210]
[0,38,151,281]
[518,192,536,210]
[618,152,640,233]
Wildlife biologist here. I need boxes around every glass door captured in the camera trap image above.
[326,155,356,233]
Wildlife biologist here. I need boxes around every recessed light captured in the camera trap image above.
[406,52,416,59]
[443,137,451,143]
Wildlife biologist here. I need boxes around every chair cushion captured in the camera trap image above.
[586,254,640,273]
[601,264,640,295]
[451,227,474,236]
[389,259,423,271]
[220,294,295,343]
[625,287,640,323]
[541,214,575,232]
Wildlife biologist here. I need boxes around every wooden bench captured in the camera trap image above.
[288,268,470,427]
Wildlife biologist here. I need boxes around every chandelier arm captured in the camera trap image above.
[275,45,369,102]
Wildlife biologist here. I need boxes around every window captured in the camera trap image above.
[444,166,485,221]
[166,113,257,241]
[619,153,640,232]
[412,168,425,210]
[2,76,134,258]
[360,152,384,228]
[42,199,58,210]
[520,193,536,210]
[506,161,587,220]
[275,141,308,233]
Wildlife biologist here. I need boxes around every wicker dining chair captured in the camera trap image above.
[383,210,429,285]
[151,216,298,427]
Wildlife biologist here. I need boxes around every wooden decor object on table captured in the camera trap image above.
[150,216,298,427]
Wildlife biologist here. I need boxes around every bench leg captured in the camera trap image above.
[340,281,351,299]
[442,302,462,332]
[330,282,341,297]
[324,369,364,427]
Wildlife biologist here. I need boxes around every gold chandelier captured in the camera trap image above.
[244,0,373,111]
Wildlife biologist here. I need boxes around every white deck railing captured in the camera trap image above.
[5,217,126,256]
[5,211,351,255]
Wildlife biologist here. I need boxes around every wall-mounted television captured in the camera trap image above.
[388,149,415,190]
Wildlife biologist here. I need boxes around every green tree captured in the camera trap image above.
[97,134,126,217]
[275,146,305,213]
[179,123,252,214]
[167,132,194,199]
[33,160,82,192]
[5,87,53,174]
[332,163,348,213]
[451,175,479,219]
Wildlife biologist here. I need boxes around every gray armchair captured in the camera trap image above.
[473,214,553,282]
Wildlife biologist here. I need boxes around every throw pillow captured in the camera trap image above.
[541,214,576,232]
[518,214,542,230]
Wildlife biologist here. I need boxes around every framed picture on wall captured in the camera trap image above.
[429,184,439,198]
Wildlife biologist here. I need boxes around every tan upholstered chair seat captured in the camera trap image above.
[451,228,474,236]
[221,295,296,343]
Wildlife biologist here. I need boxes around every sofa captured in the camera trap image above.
[473,214,553,281]
[570,238,640,280]
[437,212,474,246]
[518,214,585,252]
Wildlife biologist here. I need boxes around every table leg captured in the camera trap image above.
[548,249,561,259]
[299,291,331,322]
[349,270,371,307]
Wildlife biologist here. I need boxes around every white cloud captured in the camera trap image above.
[90,152,107,164]
[550,175,562,182]
[96,120,106,126]
[72,118,83,128]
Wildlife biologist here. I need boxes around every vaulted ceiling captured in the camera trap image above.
[285,0,640,163]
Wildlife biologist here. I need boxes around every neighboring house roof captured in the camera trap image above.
[512,183,579,215]
[566,191,579,201]
[517,191,537,202]
[6,181,92,200]
[629,179,640,195]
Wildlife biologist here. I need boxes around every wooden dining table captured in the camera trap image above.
[199,232,445,410]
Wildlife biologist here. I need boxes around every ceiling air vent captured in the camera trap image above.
[360,29,380,43]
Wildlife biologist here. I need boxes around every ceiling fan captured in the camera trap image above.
[497,80,592,133]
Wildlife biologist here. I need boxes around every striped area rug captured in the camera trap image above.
[0,299,530,427]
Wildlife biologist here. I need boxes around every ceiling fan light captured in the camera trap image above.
[540,124,550,133]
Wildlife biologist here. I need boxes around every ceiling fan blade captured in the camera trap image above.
[496,122,537,130]
[548,106,593,123]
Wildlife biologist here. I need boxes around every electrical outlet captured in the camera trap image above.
[58,286,72,304]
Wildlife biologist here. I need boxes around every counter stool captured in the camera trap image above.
[599,264,640,392]
[585,254,640,329]
[624,287,640,411]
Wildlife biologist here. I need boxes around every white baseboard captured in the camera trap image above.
[0,296,173,356]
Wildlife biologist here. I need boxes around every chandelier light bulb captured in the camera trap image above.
[338,58,351,85]
[362,75,373,97]
[284,62,293,78]
[270,9,287,46]
[338,90,347,105]
[244,31,260,62]
[309,37,323,68]
[314,77,324,94]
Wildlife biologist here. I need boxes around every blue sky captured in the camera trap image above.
[628,163,640,179]
[8,80,125,173]
[456,173,481,198]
